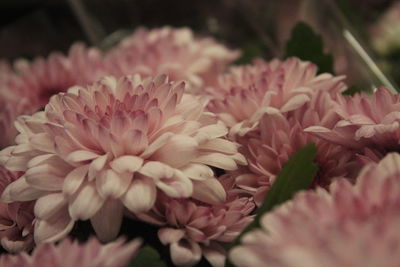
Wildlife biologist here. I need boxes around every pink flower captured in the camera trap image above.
[104,27,240,93]
[369,1,400,55]
[0,237,141,267]
[206,58,346,136]
[305,87,400,153]
[230,152,400,267]
[6,42,105,109]
[137,175,255,266]
[0,44,105,148]
[0,166,34,253]
[231,91,359,205]
[0,74,245,244]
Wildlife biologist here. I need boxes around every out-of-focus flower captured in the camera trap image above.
[206,58,346,136]
[0,43,105,148]
[0,237,141,267]
[0,74,245,244]
[104,27,240,94]
[0,166,34,252]
[137,175,255,267]
[230,152,400,267]
[305,87,400,154]
[9,43,105,108]
[230,91,359,205]
[370,2,400,55]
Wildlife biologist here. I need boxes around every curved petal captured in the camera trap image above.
[90,198,124,242]
[170,239,202,267]
[68,183,104,220]
[122,177,156,213]
[34,207,74,244]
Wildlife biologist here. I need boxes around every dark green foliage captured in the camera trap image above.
[285,22,334,74]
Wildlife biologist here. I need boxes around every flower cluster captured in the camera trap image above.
[1,25,400,267]
[230,153,400,267]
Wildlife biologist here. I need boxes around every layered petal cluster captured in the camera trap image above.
[0,166,34,253]
[104,27,240,93]
[0,237,141,267]
[305,87,400,156]
[232,92,359,205]
[138,176,255,267]
[0,74,245,244]
[230,153,400,267]
[206,58,346,136]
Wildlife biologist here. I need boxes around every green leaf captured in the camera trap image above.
[226,143,318,267]
[127,246,166,267]
[285,22,334,74]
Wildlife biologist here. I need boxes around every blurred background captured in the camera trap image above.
[1,0,399,90]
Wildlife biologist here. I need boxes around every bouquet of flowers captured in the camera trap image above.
[0,20,400,267]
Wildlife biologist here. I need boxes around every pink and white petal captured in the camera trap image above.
[280,94,310,112]
[140,132,174,158]
[88,153,109,181]
[25,165,64,191]
[122,177,156,213]
[170,239,202,267]
[34,207,74,244]
[63,165,89,195]
[193,153,238,170]
[151,135,198,168]
[139,161,175,179]
[155,170,193,198]
[2,177,48,202]
[68,183,105,220]
[96,169,132,198]
[102,238,143,267]
[200,138,238,154]
[192,178,226,204]
[181,163,214,180]
[202,243,226,267]
[90,198,124,242]
[34,193,68,220]
[158,228,186,245]
[110,155,143,173]
[66,150,100,163]
[29,133,55,153]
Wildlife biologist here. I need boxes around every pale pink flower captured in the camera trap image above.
[0,166,34,253]
[0,237,141,267]
[305,87,400,153]
[0,74,245,244]
[230,152,400,267]
[231,91,359,205]
[7,42,105,109]
[137,175,255,267]
[104,27,240,94]
[369,1,400,55]
[207,58,346,136]
[0,44,105,147]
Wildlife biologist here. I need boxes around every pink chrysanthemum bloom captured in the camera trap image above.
[231,91,359,205]
[0,237,141,267]
[230,152,400,267]
[206,58,346,136]
[0,166,34,252]
[104,27,240,94]
[305,87,400,154]
[0,74,245,244]
[7,42,105,109]
[137,175,255,267]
